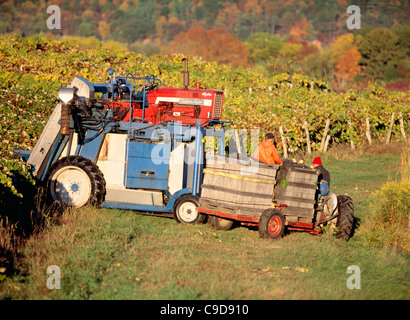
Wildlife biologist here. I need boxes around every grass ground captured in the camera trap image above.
[0,143,409,300]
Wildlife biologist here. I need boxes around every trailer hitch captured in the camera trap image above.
[317,213,339,226]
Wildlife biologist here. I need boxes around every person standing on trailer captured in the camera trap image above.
[252,132,283,165]
[313,157,330,196]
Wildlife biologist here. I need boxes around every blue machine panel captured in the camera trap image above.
[126,141,170,190]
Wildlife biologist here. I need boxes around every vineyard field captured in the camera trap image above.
[0,34,409,203]
[0,35,409,301]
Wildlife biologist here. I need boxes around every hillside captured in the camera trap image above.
[2,0,409,43]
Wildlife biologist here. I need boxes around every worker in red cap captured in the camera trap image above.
[313,157,330,196]
[252,132,283,165]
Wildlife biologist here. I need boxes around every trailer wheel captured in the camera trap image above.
[46,156,106,208]
[335,195,354,240]
[258,209,285,240]
[173,194,205,224]
[209,216,234,231]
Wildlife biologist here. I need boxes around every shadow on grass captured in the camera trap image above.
[0,171,61,276]
[350,216,361,240]
[234,214,362,242]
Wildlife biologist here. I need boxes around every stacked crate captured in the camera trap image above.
[199,156,279,217]
[274,165,318,223]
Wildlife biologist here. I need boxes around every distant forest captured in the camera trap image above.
[1,0,409,89]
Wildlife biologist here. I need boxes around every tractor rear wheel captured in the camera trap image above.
[335,195,354,240]
[258,209,285,240]
[45,156,106,208]
[209,216,234,231]
[173,194,205,224]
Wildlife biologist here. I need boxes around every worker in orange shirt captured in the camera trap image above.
[252,132,283,165]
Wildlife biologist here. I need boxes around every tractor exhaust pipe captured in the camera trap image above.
[60,103,70,135]
[59,87,76,135]
[182,58,189,89]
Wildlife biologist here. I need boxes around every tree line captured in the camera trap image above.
[0,0,409,89]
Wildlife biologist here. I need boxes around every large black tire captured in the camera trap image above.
[335,195,354,240]
[209,216,234,231]
[173,194,205,224]
[45,156,106,208]
[258,209,285,240]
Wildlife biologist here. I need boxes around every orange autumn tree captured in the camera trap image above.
[334,45,362,82]
[289,17,313,40]
[169,26,249,67]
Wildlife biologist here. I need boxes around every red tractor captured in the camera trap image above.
[89,58,223,126]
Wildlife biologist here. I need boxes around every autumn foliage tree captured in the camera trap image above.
[169,26,249,67]
[334,45,362,82]
[289,17,315,41]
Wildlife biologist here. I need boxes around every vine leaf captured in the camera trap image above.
[280,176,288,189]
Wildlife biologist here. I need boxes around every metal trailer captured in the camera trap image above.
[197,155,355,240]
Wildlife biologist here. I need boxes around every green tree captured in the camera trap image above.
[280,42,303,62]
[78,22,95,37]
[395,23,410,56]
[394,23,410,79]
[302,49,332,80]
[357,28,403,81]
[245,33,283,64]
[0,1,16,34]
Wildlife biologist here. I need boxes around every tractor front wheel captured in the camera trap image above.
[173,194,205,224]
[45,156,106,208]
[258,209,285,240]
